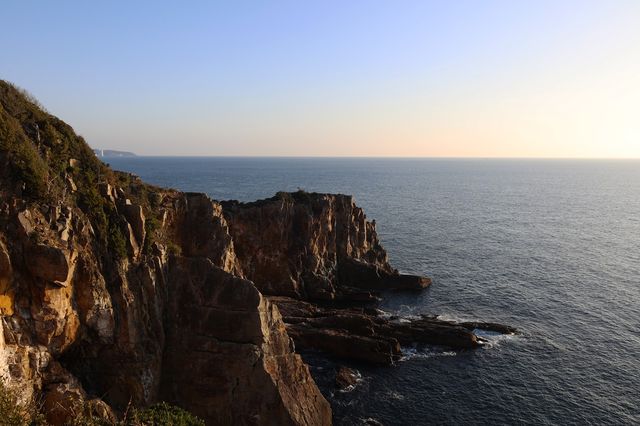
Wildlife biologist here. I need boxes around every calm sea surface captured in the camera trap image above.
[107,157,640,425]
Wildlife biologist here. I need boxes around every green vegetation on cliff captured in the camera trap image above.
[0,382,204,426]
[0,80,156,259]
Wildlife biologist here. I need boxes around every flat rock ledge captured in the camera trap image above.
[269,296,516,365]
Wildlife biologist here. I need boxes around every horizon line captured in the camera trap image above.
[100,154,640,160]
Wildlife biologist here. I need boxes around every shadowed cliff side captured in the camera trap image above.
[0,80,331,425]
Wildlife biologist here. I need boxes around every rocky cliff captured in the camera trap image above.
[221,193,430,302]
[0,81,513,425]
[0,81,330,425]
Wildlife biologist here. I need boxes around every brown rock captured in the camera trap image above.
[85,399,117,424]
[338,258,431,291]
[173,193,241,275]
[0,239,11,292]
[123,222,141,258]
[287,323,401,365]
[66,175,77,192]
[26,244,75,286]
[269,296,496,365]
[17,210,34,235]
[221,192,427,300]
[335,366,358,389]
[120,202,145,247]
[43,381,86,425]
[162,257,332,425]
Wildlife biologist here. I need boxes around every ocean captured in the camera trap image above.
[106,157,640,425]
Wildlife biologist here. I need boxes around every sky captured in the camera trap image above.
[2,1,639,158]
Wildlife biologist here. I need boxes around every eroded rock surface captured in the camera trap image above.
[221,192,430,302]
[162,257,330,425]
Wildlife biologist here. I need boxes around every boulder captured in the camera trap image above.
[335,366,359,389]
[338,258,431,291]
[26,244,75,286]
[287,323,401,365]
[17,210,34,235]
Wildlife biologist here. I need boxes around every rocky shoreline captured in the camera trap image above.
[271,296,516,366]
[0,80,513,425]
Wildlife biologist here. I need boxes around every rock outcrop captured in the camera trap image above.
[269,296,515,365]
[162,257,330,425]
[221,192,430,302]
[335,367,359,390]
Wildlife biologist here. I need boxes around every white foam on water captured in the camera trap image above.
[435,312,474,323]
[400,347,458,361]
[474,329,519,349]
[337,370,364,393]
[386,390,405,400]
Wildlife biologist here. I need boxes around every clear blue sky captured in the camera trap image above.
[2,1,639,157]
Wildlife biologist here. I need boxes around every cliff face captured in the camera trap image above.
[221,193,430,302]
[0,81,330,425]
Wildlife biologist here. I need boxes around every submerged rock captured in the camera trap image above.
[335,366,359,389]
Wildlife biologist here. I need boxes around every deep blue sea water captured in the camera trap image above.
[107,157,640,425]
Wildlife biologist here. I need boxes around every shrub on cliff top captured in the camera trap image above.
[0,105,49,198]
[127,402,204,426]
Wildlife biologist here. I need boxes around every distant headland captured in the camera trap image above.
[92,148,136,157]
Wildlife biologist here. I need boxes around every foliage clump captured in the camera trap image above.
[127,402,205,426]
[0,383,204,426]
[64,401,205,426]
[0,382,46,426]
[0,102,49,198]
[0,80,131,259]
